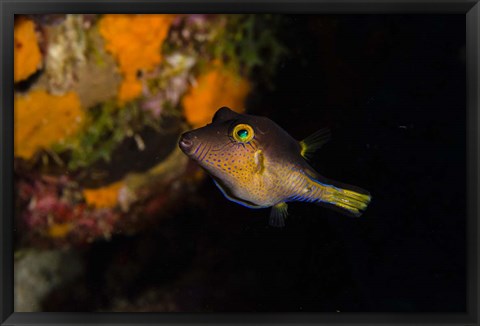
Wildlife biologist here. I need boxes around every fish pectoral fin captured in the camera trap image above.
[269,202,288,227]
[299,127,331,160]
[254,150,265,174]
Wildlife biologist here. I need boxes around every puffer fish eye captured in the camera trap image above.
[233,123,254,143]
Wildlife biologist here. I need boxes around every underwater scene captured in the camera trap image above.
[13,14,466,312]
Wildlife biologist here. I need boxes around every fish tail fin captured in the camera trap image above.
[307,176,372,217]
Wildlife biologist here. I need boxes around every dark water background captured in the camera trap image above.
[47,14,466,312]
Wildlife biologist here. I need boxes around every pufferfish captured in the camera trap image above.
[179,107,371,227]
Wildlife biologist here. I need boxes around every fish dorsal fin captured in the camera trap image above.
[299,127,331,160]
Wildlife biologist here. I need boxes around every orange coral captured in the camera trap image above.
[14,90,85,159]
[48,223,73,238]
[14,17,43,82]
[99,14,175,103]
[83,181,123,209]
[182,63,251,127]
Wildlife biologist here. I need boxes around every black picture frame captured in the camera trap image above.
[1,1,478,325]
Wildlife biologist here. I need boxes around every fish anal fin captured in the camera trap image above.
[299,127,331,160]
[269,202,288,227]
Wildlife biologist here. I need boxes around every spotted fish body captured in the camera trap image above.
[179,107,371,227]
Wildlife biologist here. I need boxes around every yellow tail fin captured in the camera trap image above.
[324,187,371,217]
[299,170,372,217]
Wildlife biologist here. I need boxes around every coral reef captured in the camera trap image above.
[140,52,196,119]
[14,90,85,159]
[42,14,89,95]
[36,14,121,108]
[83,181,124,209]
[16,167,120,246]
[13,13,284,312]
[15,144,193,247]
[99,14,175,103]
[14,17,43,83]
[13,12,284,248]
[182,62,251,127]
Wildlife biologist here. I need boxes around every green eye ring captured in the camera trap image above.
[233,124,254,143]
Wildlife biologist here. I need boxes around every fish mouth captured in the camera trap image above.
[179,138,193,150]
[178,132,195,154]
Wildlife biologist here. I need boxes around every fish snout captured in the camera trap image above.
[179,132,196,153]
